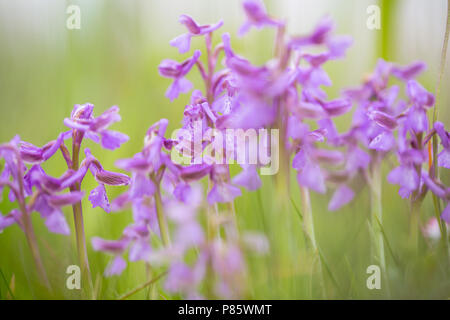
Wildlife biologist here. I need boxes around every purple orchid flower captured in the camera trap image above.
[170,15,223,54]
[64,103,129,150]
[19,132,67,164]
[159,50,201,101]
[239,0,283,36]
[207,165,242,205]
[433,121,450,169]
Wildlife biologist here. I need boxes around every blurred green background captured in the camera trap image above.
[0,0,449,299]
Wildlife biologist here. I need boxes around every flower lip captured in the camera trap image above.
[407,80,435,108]
[391,61,425,81]
[422,172,450,200]
[19,142,43,163]
[71,103,94,120]
[243,0,269,23]
[180,163,212,181]
[19,132,65,164]
[321,98,352,117]
[434,121,450,149]
[369,110,398,130]
[179,15,201,34]
[92,237,129,255]
[95,170,131,186]
[158,51,201,79]
[239,0,282,36]
[289,16,334,48]
[178,14,223,35]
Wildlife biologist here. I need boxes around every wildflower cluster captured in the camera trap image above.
[1,0,449,299]
[0,103,130,289]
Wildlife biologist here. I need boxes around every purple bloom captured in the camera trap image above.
[210,241,245,298]
[19,132,66,164]
[239,0,282,36]
[130,172,157,200]
[434,121,450,169]
[123,224,153,261]
[64,104,129,150]
[89,184,110,212]
[207,182,242,204]
[407,80,434,108]
[170,15,223,54]
[180,163,212,182]
[387,165,420,199]
[328,184,355,211]
[442,203,450,224]
[164,261,204,296]
[92,236,129,255]
[105,255,127,276]
[313,149,345,166]
[159,51,201,101]
[368,131,395,152]
[369,110,398,130]
[115,120,177,203]
[92,227,153,276]
[293,149,326,194]
[289,16,334,48]
[83,149,131,212]
[33,190,84,235]
[391,61,426,81]
[44,210,71,235]
[231,165,261,191]
[0,209,21,233]
[207,165,242,204]
[327,35,353,59]
[321,98,352,117]
[421,172,449,200]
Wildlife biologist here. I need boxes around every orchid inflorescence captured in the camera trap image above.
[0,0,449,299]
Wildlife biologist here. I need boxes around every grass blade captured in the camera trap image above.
[0,269,15,300]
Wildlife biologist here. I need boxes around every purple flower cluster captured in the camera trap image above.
[92,117,268,297]
[340,59,450,224]
[0,103,130,289]
[1,0,449,298]
[1,104,130,235]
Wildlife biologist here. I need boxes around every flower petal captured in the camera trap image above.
[101,130,129,150]
[45,210,70,235]
[89,184,110,213]
[104,255,127,276]
[328,185,355,211]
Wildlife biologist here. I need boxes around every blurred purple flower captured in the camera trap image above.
[328,184,355,211]
[159,51,201,101]
[239,0,282,36]
[170,15,223,54]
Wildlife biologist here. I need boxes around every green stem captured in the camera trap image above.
[20,204,51,290]
[70,141,93,298]
[14,149,51,290]
[380,0,395,60]
[152,177,171,247]
[431,0,450,262]
[432,0,450,126]
[145,263,158,300]
[299,186,325,298]
[410,134,423,255]
[369,160,386,275]
[117,271,167,300]
[410,200,421,254]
